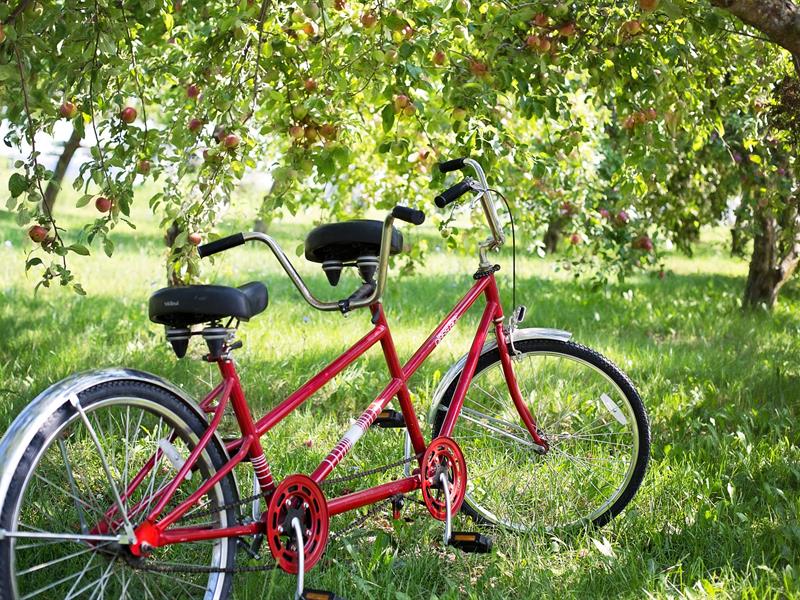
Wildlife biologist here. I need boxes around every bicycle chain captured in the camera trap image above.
[132,453,420,575]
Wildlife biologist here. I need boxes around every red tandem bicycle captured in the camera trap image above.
[0,158,650,599]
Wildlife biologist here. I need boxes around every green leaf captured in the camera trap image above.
[25,257,43,271]
[381,104,395,134]
[76,194,92,208]
[9,173,27,198]
[103,237,114,257]
[69,244,91,256]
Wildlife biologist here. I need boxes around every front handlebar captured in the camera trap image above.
[435,158,506,261]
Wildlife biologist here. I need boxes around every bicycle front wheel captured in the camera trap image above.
[432,338,650,532]
[0,380,238,600]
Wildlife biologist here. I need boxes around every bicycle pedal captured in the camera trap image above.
[447,532,493,554]
[372,409,406,428]
[301,589,344,600]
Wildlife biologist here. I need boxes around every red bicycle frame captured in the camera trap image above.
[119,272,546,553]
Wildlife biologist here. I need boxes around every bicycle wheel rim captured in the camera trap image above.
[443,347,642,531]
[5,395,231,600]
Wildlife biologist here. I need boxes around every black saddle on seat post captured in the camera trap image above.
[148,282,268,328]
[304,219,404,285]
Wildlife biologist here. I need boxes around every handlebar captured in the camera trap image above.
[435,178,473,208]
[198,233,245,258]
[434,158,506,261]
[438,158,466,173]
[197,204,424,313]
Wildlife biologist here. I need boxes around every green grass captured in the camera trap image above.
[0,184,799,599]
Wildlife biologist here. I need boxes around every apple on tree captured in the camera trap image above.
[95,196,112,213]
[360,12,377,28]
[59,101,78,119]
[223,134,240,149]
[137,159,151,175]
[432,50,446,66]
[119,107,137,124]
[186,83,200,99]
[188,232,202,246]
[28,225,48,243]
[188,117,203,132]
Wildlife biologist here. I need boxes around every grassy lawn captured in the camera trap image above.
[0,185,799,599]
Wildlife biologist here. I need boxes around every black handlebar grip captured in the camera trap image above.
[198,232,245,258]
[435,178,473,208]
[438,158,467,173]
[392,206,426,225]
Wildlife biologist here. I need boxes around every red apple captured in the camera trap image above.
[599,208,610,219]
[120,107,137,124]
[319,124,337,140]
[645,108,657,121]
[304,125,319,142]
[623,20,643,35]
[333,0,345,10]
[304,439,314,448]
[188,232,202,246]
[304,78,318,92]
[634,235,653,251]
[469,60,489,77]
[28,225,48,243]
[137,159,151,174]
[616,210,630,224]
[186,83,200,99]
[560,201,575,216]
[95,196,112,213]
[639,0,659,11]
[289,125,305,139]
[360,12,378,28]
[302,22,316,36]
[223,134,240,149]
[188,117,203,132]
[402,104,416,117]
[59,101,78,119]
[558,22,577,37]
[433,50,446,65]
[569,233,581,245]
[394,94,410,112]
[533,13,549,27]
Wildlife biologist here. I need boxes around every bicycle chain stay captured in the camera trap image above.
[131,453,421,575]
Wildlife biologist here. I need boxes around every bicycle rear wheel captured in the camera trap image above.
[0,380,239,600]
[431,338,649,532]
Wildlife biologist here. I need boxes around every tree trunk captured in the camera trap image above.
[711,0,800,57]
[743,203,800,308]
[42,126,82,215]
[542,219,562,254]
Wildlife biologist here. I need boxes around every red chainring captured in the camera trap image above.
[420,436,467,521]
[265,474,329,574]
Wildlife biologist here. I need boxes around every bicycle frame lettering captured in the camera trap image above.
[111,272,546,552]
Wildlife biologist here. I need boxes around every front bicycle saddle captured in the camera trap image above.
[304,219,403,285]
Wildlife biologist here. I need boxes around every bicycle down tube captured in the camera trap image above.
[124,271,545,549]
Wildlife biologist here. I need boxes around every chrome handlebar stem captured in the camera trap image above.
[242,212,396,313]
[241,158,501,312]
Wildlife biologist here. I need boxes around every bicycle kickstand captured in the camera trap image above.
[293,518,343,600]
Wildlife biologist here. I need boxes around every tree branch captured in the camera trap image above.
[710,0,800,56]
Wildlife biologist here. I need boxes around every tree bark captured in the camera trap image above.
[711,0,800,57]
[743,202,800,308]
[542,219,562,254]
[42,126,82,215]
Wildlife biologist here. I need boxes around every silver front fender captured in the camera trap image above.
[426,327,572,424]
[0,368,229,507]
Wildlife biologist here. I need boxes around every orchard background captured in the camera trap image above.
[0,0,798,305]
[1,1,800,598]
